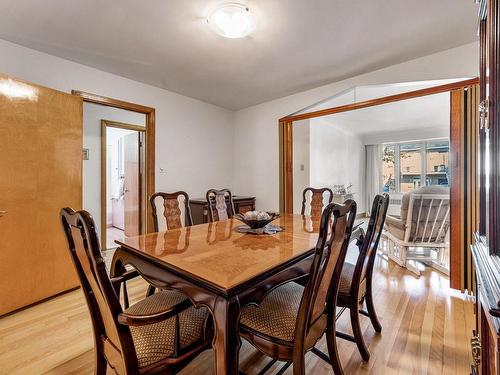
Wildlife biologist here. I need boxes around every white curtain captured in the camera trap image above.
[365,144,383,215]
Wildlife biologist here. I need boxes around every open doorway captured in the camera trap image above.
[74,91,155,251]
[102,121,146,249]
[279,78,478,289]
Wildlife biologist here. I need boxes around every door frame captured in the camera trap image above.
[101,120,146,249]
[72,91,156,242]
[278,77,478,289]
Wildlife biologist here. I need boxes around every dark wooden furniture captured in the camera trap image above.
[471,1,500,374]
[301,187,334,217]
[190,194,255,224]
[150,191,193,231]
[472,235,500,375]
[335,194,389,361]
[60,208,212,374]
[239,201,357,375]
[111,213,334,375]
[206,189,235,222]
[149,191,193,296]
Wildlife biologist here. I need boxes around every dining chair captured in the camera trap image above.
[60,207,212,375]
[334,193,389,361]
[238,200,357,375]
[148,191,194,296]
[301,187,334,217]
[206,188,235,222]
[150,191,193,232]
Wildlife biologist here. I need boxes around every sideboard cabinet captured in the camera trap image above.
[189,196,256,225]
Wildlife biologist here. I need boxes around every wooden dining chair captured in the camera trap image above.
[238,200,357,375]
[334,193,389,361]
[60,207,212,375]
[150,191,193,232]
[206,188,235,222]
[301,187,334,217]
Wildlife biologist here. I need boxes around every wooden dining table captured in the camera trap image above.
[110,214,323,375]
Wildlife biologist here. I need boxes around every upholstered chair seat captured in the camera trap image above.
[60,208,212,374]
[334,194,389,363]
[126,291,209,369]
[240,282,305,343]
[238,201,358,374]
[338,262,355,296]
[383,215,406,240]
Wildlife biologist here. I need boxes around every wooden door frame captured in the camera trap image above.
[101,120,146,249]
[278,77,478,289]
[72,91,156,240]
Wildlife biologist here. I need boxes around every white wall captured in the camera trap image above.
[0,39,234,217]
[233,42,478,212]
[362,126,450,145]
[309,118,365,213]
[0,39,478,216]
[83,103,145,236]
[292,120,310,213]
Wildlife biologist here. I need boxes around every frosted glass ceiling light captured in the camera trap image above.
[208,3,254,38]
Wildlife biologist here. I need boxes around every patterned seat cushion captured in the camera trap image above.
[339,262,355,296]
[240,282,304,343]
[125,291,208,369]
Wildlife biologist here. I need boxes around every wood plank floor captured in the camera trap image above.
[0,255,474,374]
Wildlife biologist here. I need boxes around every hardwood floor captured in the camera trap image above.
[0,254,473,374]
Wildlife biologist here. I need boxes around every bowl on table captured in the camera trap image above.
[234,210,280,229]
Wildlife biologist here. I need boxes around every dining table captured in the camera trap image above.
[110,213,324,375]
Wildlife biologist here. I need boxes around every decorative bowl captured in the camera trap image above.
[234,211,280,229]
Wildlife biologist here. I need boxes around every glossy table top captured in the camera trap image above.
[115,214,321,292]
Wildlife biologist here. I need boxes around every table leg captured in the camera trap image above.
[212,295,241,375]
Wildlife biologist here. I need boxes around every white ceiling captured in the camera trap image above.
[313,90,450,136]
[0,0,479,110]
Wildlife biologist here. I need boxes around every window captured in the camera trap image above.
[399,143,422,192]
[382,139,449,193]
[382,144,396,193]
[426,140,449,187]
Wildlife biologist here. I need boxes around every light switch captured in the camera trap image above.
[83,148,90,160]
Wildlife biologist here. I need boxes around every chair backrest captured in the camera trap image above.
[349,194,389,296]
[150,191,193,232]
[301,187,334,217]
[60,208,136,372]
[206,188,235,222]
[404,193,450,243]
[295,200,357,341]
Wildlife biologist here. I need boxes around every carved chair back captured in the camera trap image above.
[295,200,357,342]
[301,187,334,217]
[206,188,235,222]
[150,191,193,232]
[349,194,389,297]
[60,207,137,373]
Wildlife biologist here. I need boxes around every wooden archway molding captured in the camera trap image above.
[278,78,479,290]
[278,77,478,213]
[72,90,156,237]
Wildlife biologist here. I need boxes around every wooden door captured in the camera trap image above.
[0,74,82,315]
[123,132,140,236]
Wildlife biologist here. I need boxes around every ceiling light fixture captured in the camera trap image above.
[207,3,254,39]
